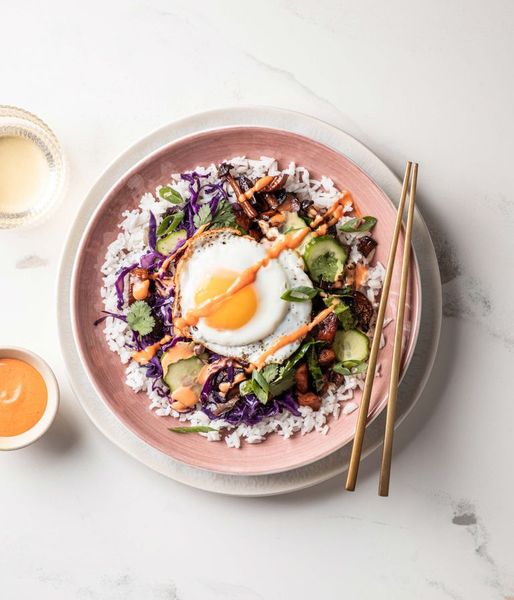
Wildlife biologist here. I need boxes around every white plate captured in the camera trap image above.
[57,107,441,496]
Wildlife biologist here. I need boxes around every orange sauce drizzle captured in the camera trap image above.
[250,303,338,370]
[132,335,172,364]
[175,192,352,333]
[354,264,368,288]
[133,279,150,301]
[237,175,274,204]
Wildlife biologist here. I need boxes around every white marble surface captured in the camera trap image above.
[1,1,513,598]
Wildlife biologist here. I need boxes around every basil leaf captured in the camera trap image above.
[339,216,377,233]
[169,426,216,433]
[281,286,319,302]
[332,363,351,376]
[157,211,184,236]
[159,186,183,204]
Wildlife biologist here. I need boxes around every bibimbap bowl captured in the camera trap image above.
[71,126,420,475]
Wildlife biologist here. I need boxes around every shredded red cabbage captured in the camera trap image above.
[148,211,157,251]
[93,311,127,326]
[114,263,138,309]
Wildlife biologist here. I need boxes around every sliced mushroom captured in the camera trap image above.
[217,165,257,219]
[356,235,377,258]
[351,291,374,332]
[256,173,288,193]
[276,193,301,214]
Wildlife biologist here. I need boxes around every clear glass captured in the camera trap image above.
[0,105,65,229]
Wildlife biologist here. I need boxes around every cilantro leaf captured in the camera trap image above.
[126,301,155,335]
[193,204,212,228]
[211,199,238,228]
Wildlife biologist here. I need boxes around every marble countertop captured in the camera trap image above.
[1,1,513,598]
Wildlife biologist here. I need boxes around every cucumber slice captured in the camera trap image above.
[162,356,203,392]
[303,235,348,282]
[156,229,187,255]
[280,212,312,254]
[333,329,370,365]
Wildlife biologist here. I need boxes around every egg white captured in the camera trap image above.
[175,230,313,365]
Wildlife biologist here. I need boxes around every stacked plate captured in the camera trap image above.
[58,107,441,496]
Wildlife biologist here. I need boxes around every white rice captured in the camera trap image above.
[99,157,386,447]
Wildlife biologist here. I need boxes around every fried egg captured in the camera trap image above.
[174,229,312,365]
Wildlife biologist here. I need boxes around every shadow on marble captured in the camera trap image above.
[37,396,82,455]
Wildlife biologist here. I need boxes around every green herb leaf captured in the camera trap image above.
[239,379,254,397]
[168,425,216,434]
[210,199,238,229]
[323,297,356,331]
[332,363,351,376]
[126,301,155,336]
[281,286,319,302]
[252,369,270,404]
[307,346,325,393]
[268,369,295,396]
[352,362,368,374]
[339,216,377,233]
[157,211,184,236]
[159,186,183,204]
[193,204,212,228]
[261,363,279,383]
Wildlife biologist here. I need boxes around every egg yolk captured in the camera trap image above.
[194,269,258,330]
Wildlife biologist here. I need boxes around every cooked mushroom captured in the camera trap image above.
[294,363,309,393]
[318,347,336,367]
[297,391,321,411]
[329,371,345,387]
[313,311,338,343]
[351,291,374,332]
[356,235,377,258]
[217,164,257,219]
[256,173,288,193]
[276,193,301,214]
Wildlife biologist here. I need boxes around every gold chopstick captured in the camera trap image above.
[345,161,413,492]
[378,163,418,496]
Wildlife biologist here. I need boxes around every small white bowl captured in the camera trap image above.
[0,347,60,450]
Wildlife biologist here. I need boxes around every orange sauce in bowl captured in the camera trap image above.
[0,358,48,437]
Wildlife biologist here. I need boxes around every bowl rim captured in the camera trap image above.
[69,123,422,475]
[0,346,60,450]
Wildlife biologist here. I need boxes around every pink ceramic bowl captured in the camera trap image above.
[71,126,420,476]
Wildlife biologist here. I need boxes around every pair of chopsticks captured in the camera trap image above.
[345,161,418,496]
